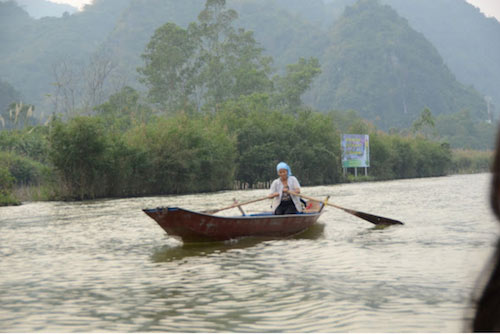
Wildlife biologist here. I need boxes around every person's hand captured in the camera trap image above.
[268,192,278,198]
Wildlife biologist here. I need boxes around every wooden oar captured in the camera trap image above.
[203,195,270,215]
[232,198,246,216]
[290,192,404,225]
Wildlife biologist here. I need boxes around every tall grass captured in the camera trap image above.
[450,149,492,174]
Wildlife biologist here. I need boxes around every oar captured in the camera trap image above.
[203,195,270,215]
[290,192,404,225]
[232,198,246,216]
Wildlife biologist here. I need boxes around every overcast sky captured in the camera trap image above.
[49,0,91,10]
[466,0,500,21]
[49,0,500,22]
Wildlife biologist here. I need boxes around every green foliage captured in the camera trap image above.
[366,131,394,179]
[288,111,342,185]
[0,151,49,186]
[138,23,198,109]
[94,86,153,132]
[125,113,236,195]
[0,165,20,206]
[411,107,435,136]
[217,95,341,187]
[138,0,273,110]
[413,139,452,177]
[0,126,50,163]
[48,117,109,200]
[273,57,321,112]
[47,113,236,199]
[0,103,480,201]
[367,132,452,180]
[435,110,496,150]
[450,149,492,174]
[0,126,52,203]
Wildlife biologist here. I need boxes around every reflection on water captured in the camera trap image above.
[152,238,269,263]
[152,223,326,263]
[0,174,498,332]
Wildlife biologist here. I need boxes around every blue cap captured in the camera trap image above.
[276,162,292,176]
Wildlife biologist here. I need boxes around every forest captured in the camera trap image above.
[0,0,495,205]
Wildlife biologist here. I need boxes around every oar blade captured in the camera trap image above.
[344,208,404,225]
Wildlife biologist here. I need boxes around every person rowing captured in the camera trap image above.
[268,162,302,215]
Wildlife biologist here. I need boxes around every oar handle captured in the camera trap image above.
[289,192,325,205]
[289,191,403,225]
[204,195,270,214]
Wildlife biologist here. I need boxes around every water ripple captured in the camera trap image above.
[0,174,498,332]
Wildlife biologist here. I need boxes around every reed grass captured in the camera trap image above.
[450,149,493,174]
[13,184,57,202]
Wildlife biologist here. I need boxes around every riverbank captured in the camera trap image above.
[6,167,492,206]
[0,114,493,206]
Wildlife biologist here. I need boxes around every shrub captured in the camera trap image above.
[48,117,109,200]
[0,165,19,206]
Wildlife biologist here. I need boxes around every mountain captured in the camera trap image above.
[381,0,500,120]
[0,79,21,114]
[102,0,202,85]
[0,0,132,111]
[12,0,78,18]
[0,0,493,131]
[102,0,330,85]
[307,0,487,129]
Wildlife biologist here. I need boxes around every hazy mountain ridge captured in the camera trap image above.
[0,0,133,109]
[381,0,500,120]
[307,0,486,128]
[0,0,496,130]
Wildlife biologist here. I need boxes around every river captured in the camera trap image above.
[0,173,498,332]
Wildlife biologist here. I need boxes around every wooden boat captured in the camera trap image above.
[143,206,325,242]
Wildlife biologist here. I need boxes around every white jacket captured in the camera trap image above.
[269,176,302,212]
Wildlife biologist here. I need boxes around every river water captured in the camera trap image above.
[0,173,498,332]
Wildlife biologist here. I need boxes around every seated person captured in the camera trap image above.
[268,162,302,215]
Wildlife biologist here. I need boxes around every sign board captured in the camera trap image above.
[341,134,370,168]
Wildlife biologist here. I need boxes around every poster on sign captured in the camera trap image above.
[341,134,370,168]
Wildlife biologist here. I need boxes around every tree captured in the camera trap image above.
[195,0,272,106]
[94,86,152,131]
[49,50,116,116]
[273,57,321,112]
[411,107,436,138]
[0,165,19,206]
[82,49,116,112]
[138,22,198,110]
[138,0,273,111]
[50,60,80,115]
[49,117,109,199]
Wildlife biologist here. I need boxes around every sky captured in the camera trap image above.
[48,0,92,11]
[49,0,500,22]
[466,0,500,21]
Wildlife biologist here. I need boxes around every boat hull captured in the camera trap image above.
[143,207,323,242]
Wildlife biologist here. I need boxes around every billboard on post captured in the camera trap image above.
[341,134,370,168]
